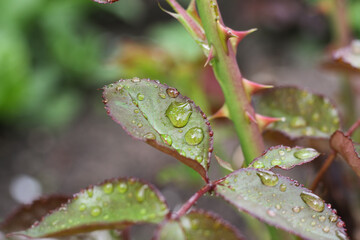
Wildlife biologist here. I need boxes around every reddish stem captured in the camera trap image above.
[174,183,215,218]
[311,118,360,190]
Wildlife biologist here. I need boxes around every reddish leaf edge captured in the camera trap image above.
[330,130,360,177]
[1,195,70,233]
[92,0,119,4]
[152,209,245,240]
[102,78,214,182]
[249,145,321,170]
[253,86,342,140]
[215,168,349,240]
[8,177,170,239]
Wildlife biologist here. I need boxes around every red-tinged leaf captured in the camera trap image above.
[9,178,169,238]
[249,146,320,170]
[330,131,360,177]
[215,168,348,240]
[103,78,213,181]
[215,155,234,172]
[92,0,119,4]
[253,87,340,139]
[332,40,360,72]
[154,210,243,240]
[1,195,69,233]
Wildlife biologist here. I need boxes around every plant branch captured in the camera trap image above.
[196,0,265,165]
[174,183,214,218]
[311,118,360,190]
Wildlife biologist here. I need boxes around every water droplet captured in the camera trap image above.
[159,92,166,99]
[278,150,285,156]
[103,183,114,194]
[336,230,348,240]
[300,192,325,212]
[137,93,145,101]
[86,189,93,198]
[137,123,143,128]
[329,214,338,222]
[179,150,186,157]
[144,132,156,140]
[271,159,281,166]
[256,170,279,186]
[166,88,179,98]
[319,215,326,222]
[312,113,320,121]
[185,127,204,146]
[161,134,173,146]
[292,206,301,213]
[117,182,128,193]
[279,184,287,192]
[253,161,265,169]
[116,86,123,91]
[267,208,276,217]
[131,77,140,83]
[165,101,192,128]
[91,206,101,217]
[290,116,306,128]
[134,109,139,114]
[337,221,345,228]
[294,148,318,160]
[78,203,87,212]
[323,226,330,233]
[311,221,316,226]
[275,204,281,210]
[195,155,203,163]
[136,185,148,203]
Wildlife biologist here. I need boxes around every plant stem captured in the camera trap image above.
[174,183,214,218]
[196,0,264,165]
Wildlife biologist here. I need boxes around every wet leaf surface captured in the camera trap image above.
[330,131,360,177]
[10,178,169,238]
[1,195,69,233]
[253,87,340,139]
[155,210,243,240]
[249,145,320,170]
[215,168,348,240]
[103,78,213,181]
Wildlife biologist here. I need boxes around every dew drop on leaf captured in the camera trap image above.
[279,184,287,192]
[294,148,318,160]
[166,88,179,98]
[137,93,145,101]
[144,132,156,140]
[292,206,301,213]
[131,77,140,83]
[103,183,114,194]
[195,155,203,163]
[185,127,204,146]
[271,159,281,166]
[290,116,306,128]
[253,161,265,169]
[165,101,192,128]
[159,92,166,99]
[91,207,101,217]
[136,185,148,203]
[161,134,173,146]
[300,192,325,212]
[86,189,93,198]
[117,182,128,194]
[78,203,86,212]
[256,170,279,187]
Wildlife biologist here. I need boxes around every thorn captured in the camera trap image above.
[216,20,231,54]
[255,114,285,130]
[229,28,257,52]
[215,155,234,172]
[209,104,229,120]
[246,111,257,124]
[186,0,201,24]
[158,1,180,19]
[242,78,273,97]
[204,45,215,67]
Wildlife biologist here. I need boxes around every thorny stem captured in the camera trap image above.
[174,182,215,218]
[196,0,265,165]
[311,118,360,191]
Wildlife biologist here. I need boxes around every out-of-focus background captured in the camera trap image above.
[1,0,360,239]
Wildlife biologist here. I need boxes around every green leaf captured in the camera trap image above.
[215,168,348,240]
[155,210,243,240]
[103,78,213,181]
[330,131,360,177]
[253,87,340,139]
[1,195,69,233]
[249,146,320,170]
[10,178,169,238]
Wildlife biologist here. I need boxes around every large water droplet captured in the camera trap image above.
[103,183,114,194]
[294,148,318,160]
[144,132,156,140]
[136,185,148,203]
[300,192,325,212]
[256,170,279,186]
[161,134,173,146]
[290,116,306,128]
[329,214,338,222]
[166,88,179,98]
[86,189,93,198]
[271,159,281,166]
[323,226,330,233]
[165,101,192,128]
[253,161,265,169]
[117,182,128,193]
[185,127,204,146]
[279,184,287,192]
[195,155,203,163]
[91,206,101,217]
[137,93,145,101]
[79,203,87,212]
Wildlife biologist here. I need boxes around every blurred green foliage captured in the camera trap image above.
[0,0,119,129]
